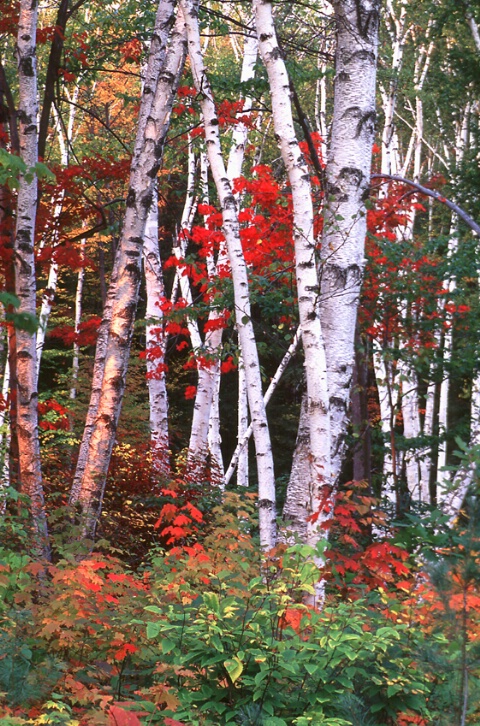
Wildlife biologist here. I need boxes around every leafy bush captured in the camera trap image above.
[144,544,431,725]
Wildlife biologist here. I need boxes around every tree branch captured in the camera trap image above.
[371,173,480,236]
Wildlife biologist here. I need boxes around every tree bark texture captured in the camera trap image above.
[320,0,380,485]
[14,0,50,559]
[254,0,331,554]
[70,1,185,536]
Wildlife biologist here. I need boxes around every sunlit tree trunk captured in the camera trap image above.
[14,0,50,558]
[182,0,277,549]
[70,1,185,536]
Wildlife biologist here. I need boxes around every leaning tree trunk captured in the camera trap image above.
[69,1,186,537]
[14,0,50,559]
[320,0,380,485]
[181,0,277,550]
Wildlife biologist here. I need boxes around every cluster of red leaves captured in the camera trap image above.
[38,398,70,431]
[49,316,102,347]
[313,482,412,596]
[0,0,19,34]
[154,486,204,544]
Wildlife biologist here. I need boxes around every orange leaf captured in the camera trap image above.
[108,705,143,726]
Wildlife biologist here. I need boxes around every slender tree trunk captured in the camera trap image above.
[70,239,85,400]
[225,327,301,486]
[187,26,258,481]
[144,184,170,477]
[182,0,277,549]
[69,1,185,536]
[14,0,50,559]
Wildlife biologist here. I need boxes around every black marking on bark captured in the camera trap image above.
[355,110,376,138]
[25,124,36,134]
[223,193,237,210]
[141,191,154,210]
[338,70,350,82]
[307,311,316,321]
[258,498,275,510]
[210,118,219,126]
[125,263,142,281]
[259,33,272,42]
[345,49,376,66]
[353,0,380,40]
[20,57,34,77]
[126,188,136,208]
[269,46,283,61]
[339,167,364,187]
[17,350,33,360]
[326,262,363,288]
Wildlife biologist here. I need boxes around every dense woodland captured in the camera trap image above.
[1,0,480,723]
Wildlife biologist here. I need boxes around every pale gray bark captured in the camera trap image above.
[282,395,312,544]
[70,2,185,536]
[181,0,277,549]
[14,0,50,558]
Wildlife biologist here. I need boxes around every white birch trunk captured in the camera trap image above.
[187,22,257,484]
[36,92,79,379]
[437,106,470,497]
[254,0,331,559]
[181,0,277,549]
[144,184,170,477]
[320,0,380,486]
[0,359,10,514]
[236,355,249,487]
[14,0,50,558]
[373,349,397,503]
[70,239,85,400]
[70,2,185,536]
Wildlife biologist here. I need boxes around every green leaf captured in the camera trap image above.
[146,621,161,639]
[224,656,243,683]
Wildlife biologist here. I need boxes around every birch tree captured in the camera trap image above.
[70,1,186,536]
[13,0,50,559]
[254,0,331,555]
[320,0,380,487]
